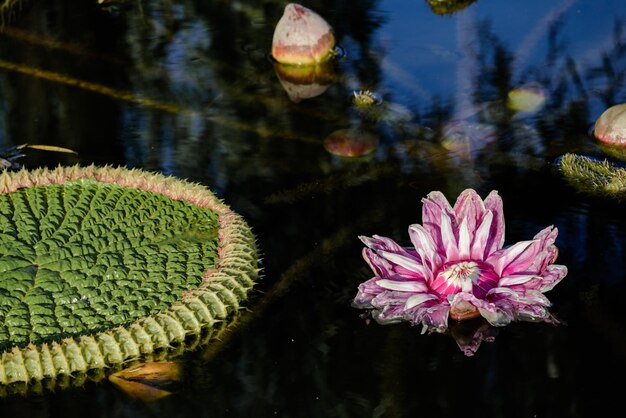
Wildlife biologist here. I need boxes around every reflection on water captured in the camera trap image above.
[1,0,626,416]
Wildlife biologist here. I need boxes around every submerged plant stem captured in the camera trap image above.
[0,58,184,113]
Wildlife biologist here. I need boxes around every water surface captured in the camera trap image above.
[1,0,626,416]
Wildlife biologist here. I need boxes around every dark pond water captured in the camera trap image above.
[2,0,626,416]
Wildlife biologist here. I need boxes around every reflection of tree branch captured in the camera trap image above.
[0,26,125,64]
[566,56,589,102]
[0,58,184,113]
[380,59,432,102]
[511,0,575,77]
[579,17,626,67]
[585,19,626,108]
[0,0,28,27]
[332,0,385,88]
[413,5,625,175]
[471,22,513,107]
[454,7,478,120]
[264,163,396,205]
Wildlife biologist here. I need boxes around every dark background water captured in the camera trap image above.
[1,0,626,416]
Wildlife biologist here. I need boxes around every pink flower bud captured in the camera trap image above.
[323,129,378,157]
[271,3,336,66]
[595,103,626,147]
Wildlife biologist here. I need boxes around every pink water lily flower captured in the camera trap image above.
[353,189,568,333]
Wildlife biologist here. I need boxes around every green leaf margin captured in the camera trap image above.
[0,165,259,394]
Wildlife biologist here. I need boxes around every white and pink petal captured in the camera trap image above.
[440,211,460,261]
[378,250,430,278]
[470,210,494,260]
[408,224,443,271]
[376,278,429,293]
[361,237,429,279]
[450,293,513,327]
[421,191,457,253]
[498,274,538,287]
[483,190,505,254]
[487,239,537,276]
[414,303,450,333]
[457,217,472,259]
[361,248,396,279]
[360,234,409,254]
[490,226,561,277]
[353,278,384,308]
[538,264,568,292]
[405,293,439,309]
[454,189,487,237]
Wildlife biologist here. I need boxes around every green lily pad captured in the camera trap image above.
[0,165,258,393]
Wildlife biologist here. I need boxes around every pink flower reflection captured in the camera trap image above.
[448,318,499,356]
[353,189,568,340]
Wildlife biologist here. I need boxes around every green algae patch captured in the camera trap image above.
[0,165,258,393]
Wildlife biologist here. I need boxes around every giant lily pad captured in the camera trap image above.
[0,165,258,394]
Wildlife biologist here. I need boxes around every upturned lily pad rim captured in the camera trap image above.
[0,165,258,390]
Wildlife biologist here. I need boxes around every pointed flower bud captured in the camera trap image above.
[595,103,626,147]
[271,3,336,66]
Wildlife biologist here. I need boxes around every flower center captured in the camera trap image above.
[430,260,498,299]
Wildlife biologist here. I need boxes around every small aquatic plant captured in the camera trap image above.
[352,90,381,108]
[353,189,567,334]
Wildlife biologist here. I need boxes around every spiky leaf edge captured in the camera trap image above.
[0,165,259,392]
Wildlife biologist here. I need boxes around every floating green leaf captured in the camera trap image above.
[0,165,258,394]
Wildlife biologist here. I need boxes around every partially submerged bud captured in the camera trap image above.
[271,3,336,66]
[323,129,378,157]
[507,82,547,113]
[594,103,626,147]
